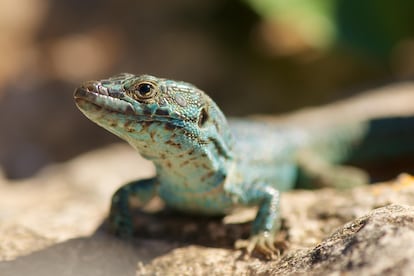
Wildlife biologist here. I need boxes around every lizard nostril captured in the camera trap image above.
[86,84,96,92]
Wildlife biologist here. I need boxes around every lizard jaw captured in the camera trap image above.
[74,86,136,115]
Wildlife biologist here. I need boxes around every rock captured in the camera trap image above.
[137,177,414,275]
[267,204,414,275]
[135,204,414,276]
[0,144,154,261]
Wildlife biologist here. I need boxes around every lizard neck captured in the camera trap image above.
[124,122,235,194]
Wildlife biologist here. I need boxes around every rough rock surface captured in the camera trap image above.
[135,177,414,275]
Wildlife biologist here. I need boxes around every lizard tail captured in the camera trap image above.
[305,115,414,181]
[347,116,414,163]
[343,116,414,180]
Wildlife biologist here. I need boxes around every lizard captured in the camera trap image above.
[74,73,414,257]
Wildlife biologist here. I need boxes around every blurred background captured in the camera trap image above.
[1,0,414,179]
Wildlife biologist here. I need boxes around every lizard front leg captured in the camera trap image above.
[109,177,159,237]
[235,184,282,257]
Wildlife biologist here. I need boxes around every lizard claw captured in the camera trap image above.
[235,231,286,259]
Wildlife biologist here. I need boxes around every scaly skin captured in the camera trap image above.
[74,73,413,257]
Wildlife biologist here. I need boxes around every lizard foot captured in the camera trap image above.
[235,231,288,259]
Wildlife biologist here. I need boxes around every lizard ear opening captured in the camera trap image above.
[198,108,209,127]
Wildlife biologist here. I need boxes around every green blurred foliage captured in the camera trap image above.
[246,0,337,50]
[337,0,414,59]
[246,0,414,59]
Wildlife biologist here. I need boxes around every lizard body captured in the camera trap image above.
[74,73,414,256]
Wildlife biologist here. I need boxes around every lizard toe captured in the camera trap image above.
[236,231,283,259]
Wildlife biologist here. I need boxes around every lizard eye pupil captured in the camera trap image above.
[137,83,154,97]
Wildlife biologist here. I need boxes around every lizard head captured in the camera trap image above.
[74,73,234,162]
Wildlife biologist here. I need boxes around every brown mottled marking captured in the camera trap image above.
[164,123,176,131]
[142,121,152,128]
[125,105,135,115]
[187,155,200,161]
[166,140,182,149]
[188,149,195,155]
[165,160,172,168]
[200,171,215,182]
[143,108,152,116]
[124,120,132,128]
[155,108,170,116]
[110,122,117,127]
[180,160,190,166]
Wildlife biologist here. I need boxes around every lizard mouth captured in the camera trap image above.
[74,84,136,115]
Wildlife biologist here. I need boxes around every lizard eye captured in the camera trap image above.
[135,82,155,99]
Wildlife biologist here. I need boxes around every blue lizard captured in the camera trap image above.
[74,73,414,257]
